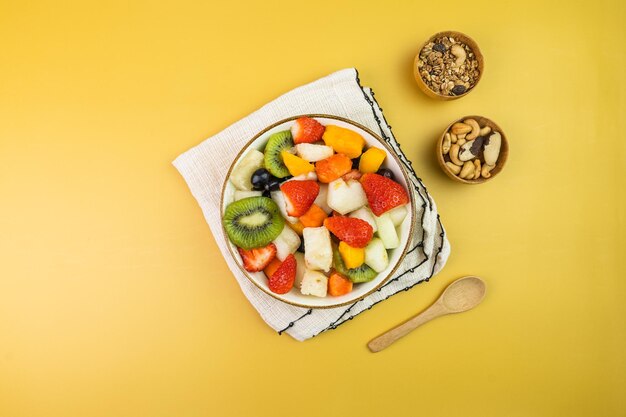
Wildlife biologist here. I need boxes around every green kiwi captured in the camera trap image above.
[332,245,377,283]
[263,131,293,178]
[223,196,285,249]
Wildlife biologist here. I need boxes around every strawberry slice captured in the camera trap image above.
[360,173,409,216]
[280,180,320,217]
[237,243,277,272]
[291,117,325,144]
[268,254,296,294]
[323,216,373,248]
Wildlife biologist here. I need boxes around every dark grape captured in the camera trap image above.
[351,156,361,169]
[251,168,271,191]
[297,241,305,253]
[376,168,395,180]
[262,189,271,198]
[267,177,281,192]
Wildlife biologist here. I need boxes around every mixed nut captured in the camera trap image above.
[441,118,502,180]
[417,35,480,96]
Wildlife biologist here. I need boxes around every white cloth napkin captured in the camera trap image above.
[173,68,450,341]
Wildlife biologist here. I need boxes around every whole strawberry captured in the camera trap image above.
[268,254,297,294]
[360,173,409,216]
[324,216,373,248]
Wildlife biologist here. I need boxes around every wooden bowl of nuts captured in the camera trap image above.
[437,116,508,184]
[414,31,484,100]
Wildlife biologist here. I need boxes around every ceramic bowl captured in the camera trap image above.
[221,115,415,308]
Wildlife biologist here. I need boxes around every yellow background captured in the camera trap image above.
[1,1,625,416]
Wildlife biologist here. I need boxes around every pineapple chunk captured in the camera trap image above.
[294,252,307,289]
[302,226,332,272]
[300,270,328,297]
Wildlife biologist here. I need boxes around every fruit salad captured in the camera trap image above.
[222,117,410,298]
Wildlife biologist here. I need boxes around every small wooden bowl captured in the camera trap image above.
[413,31,484,100]
[436,115,508,184]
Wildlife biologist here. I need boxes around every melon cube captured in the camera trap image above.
[388,205,408,226]
[364,238,389,273]
[272,225,301,261]
[349,206,378,232]
[374,213,399,249]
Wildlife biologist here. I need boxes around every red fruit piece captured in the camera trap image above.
[323,217,373,248]
[360,173,409,216]
[280,180,320,217]
[291,117,325,144]
[238,243,277,272]
[268,254,296,294]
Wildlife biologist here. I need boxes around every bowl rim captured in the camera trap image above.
[436,115,509,184]
[413,30,484,100]
[220,114,416,309]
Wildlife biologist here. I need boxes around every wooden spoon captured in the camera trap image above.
[367,276,486,353]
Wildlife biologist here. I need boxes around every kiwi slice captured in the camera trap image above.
[223,196,285,249]
[264,131,293,178]
[333,245,377,283]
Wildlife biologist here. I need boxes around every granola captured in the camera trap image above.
[417,35,480,96]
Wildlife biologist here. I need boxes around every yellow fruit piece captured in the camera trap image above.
[288,221,305,235]
[338,241,365,269]
[359,147,387,173]
[281,151,314,176]
[322,125,365,159]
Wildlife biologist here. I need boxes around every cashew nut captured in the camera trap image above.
[473,159,481,179]
[457,138,466,146]
[449,144,463,166]
[459,161,475,179]
[451,44,467,66]
[450,133,458,143]
[451,122,472,135]
[457,133,467,140]
[479,126,491,136]
[463,118,480,141]
[445,162,461,174]
[442,133,451,154]
[481,164,495,178]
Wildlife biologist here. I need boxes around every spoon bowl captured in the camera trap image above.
[441,276,486,313]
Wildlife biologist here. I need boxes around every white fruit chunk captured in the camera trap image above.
[374,213,400,249]
[387,205,408,226]
[349,207,378,232]
[230,150,264,191]
[270,190,298,224]
[326,179,367,215]
[364,238,389,273]
[302,226,332,272]
[233,190,262,201]
[272,224,301,261]
[295,143,334,162]
[300,269,328,297]
[314,184,331,214]
[294,252,307,289]
[290,171,318,181]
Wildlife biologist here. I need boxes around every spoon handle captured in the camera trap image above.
[367,301,446,353]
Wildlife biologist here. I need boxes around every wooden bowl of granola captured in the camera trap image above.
[414,31,484,100]
[436,115,508,184]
